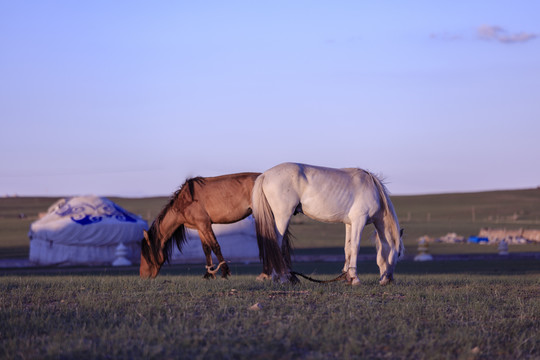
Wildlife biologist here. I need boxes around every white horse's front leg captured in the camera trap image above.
[342,224,352,273]
[346,219,366,286]
[274,212,295,283]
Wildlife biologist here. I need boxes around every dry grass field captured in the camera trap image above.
[1,264,539,359]
[1,189,539,359]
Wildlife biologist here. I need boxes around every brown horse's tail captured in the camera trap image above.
[252,174,288,275]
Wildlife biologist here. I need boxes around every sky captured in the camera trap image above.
[1,1,539,197]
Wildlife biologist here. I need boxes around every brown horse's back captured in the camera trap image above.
[186,172,260,225]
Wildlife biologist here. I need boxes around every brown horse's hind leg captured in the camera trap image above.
[256,273,271,281]
[256,257,272,281]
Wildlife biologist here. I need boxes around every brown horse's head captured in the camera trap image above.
[139,178,201,278]
[139,220,186,279]
[140,229,164,278]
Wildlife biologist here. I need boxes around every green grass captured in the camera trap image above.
[1,260,539,359]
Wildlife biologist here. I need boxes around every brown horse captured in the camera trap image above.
[140,172,261,279]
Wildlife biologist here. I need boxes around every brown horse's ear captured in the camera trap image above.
[400,228,404,237]
[143,230,151,246]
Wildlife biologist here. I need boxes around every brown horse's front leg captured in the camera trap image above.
[201,242,215,279]
[211,244,231,279]
[199,227,231,279]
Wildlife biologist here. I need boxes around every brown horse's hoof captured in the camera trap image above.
[221,265,231,279]
[203,272,216,280]
[256,273,271,281]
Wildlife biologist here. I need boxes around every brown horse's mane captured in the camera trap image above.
[141,177,206,265]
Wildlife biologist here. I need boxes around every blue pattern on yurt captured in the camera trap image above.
[56,201,137,225]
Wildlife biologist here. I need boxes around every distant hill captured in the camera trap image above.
[1,188,539,258]
[391,188,540,243]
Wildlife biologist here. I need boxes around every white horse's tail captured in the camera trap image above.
[252,175,289,275]
[369,172,404,258]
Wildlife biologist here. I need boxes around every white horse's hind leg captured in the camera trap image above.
[342,224,352,273]
[263,181,299,282]
[346,218,367,286]
[374,222,396,285]
[376,239,392,285]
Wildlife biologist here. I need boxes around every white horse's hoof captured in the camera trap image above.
[279,275,290,284]
[346,269,359,286]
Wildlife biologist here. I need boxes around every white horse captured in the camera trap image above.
[252,162,403,286]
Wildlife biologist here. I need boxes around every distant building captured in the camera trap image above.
[28,196,147,266]
[478,228,540,244]
[467,236,489,244]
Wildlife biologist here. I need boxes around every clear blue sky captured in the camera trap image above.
[1,1,539,197]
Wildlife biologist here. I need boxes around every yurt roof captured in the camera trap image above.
[29,195,148,246]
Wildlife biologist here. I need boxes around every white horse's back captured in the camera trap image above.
[260,163,381,224]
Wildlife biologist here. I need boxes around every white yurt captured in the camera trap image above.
[170,215,260,264]
[28,196,148,266]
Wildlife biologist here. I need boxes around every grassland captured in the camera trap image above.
[1,260,539,360]
[1,190,539,359]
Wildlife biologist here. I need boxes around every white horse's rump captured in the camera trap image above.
[252,162,403,285]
